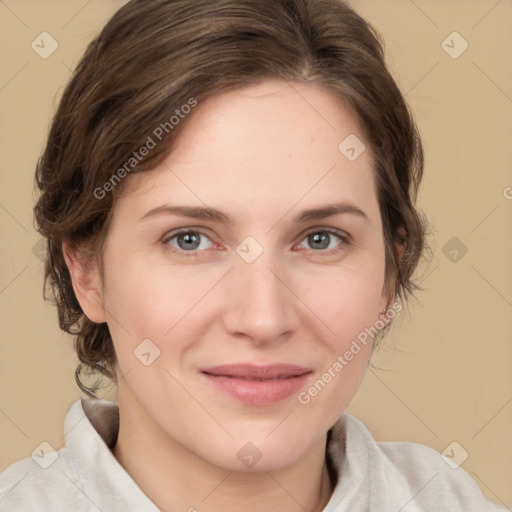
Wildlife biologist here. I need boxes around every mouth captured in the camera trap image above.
[200,364,312,405]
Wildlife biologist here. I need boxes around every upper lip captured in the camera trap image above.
[200,364,312,380]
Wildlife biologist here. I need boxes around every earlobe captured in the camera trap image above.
[62,240,107,324]
[377,306,392,330]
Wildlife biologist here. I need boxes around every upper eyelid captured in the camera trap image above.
[163,230,216,253]
[163,227,215,241]
[298,226,351,240]
[296,228,351,248]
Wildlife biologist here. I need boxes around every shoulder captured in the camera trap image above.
[0,398,107,511]
[0,447,88,511]
[378,439,505,511]
[338,414,503,511]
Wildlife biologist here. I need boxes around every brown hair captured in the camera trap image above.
[34,0,430,397]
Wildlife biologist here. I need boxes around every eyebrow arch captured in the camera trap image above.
[140,205,230,224]
[139,202,369,224]
[292,203,369,224]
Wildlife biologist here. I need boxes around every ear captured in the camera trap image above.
[377,234,406,327]
[395,227,406,264]
[62,240,107,323]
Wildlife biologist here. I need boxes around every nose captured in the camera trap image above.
[222,252,299,346]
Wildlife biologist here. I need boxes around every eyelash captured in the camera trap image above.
[162,228,352,258]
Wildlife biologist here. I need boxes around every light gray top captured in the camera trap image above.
[0,398,503,511]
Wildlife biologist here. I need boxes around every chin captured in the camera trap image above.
[200,431,318,474]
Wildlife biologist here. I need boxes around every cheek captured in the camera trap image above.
[292,256,386,345]
[295,264,381,417]
[102,255,222,355]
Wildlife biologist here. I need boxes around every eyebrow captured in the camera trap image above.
[139,202,369,224]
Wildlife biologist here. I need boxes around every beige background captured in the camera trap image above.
[1,0,511,506]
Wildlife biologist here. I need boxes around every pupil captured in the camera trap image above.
[309,232,329,250]
[178,232,200,250]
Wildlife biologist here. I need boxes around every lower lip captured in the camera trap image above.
[202,373,311,405]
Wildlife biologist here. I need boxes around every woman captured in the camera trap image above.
[0,0,501,510]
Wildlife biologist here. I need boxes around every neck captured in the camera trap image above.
[112,390,334,512]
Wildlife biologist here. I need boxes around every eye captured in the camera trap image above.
[164,230,214,252]
[297,230,349,252]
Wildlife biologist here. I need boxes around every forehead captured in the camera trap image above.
[116,79,379,226]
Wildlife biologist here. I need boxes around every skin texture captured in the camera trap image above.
[64,79,395,512]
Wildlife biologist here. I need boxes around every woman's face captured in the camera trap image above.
[89,79,392,471]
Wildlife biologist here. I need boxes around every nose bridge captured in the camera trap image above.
[223,247,297,344]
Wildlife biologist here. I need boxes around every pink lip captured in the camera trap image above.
[200,364,312,405]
